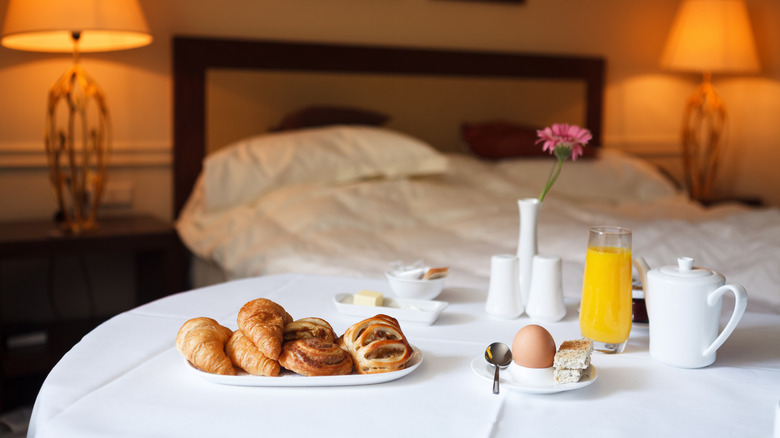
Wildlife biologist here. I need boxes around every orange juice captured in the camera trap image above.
[580,245,633,343]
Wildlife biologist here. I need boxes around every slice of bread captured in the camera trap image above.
[553,338,593,384]
[554,366,592,384]
[553,339,593,370]
[553,368,583,384]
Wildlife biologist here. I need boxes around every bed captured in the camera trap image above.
[172,36,780,313]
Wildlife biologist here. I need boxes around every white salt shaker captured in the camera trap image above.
[525,255,566,322]
[485,254,524,319]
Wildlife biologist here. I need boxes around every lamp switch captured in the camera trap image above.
[103,180,134,206]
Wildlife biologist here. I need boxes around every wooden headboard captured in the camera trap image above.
[172,36,605,217]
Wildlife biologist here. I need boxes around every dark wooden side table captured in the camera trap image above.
[0,214,188,411]
[699,197,764,207]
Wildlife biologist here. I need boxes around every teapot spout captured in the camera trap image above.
[633,257,651,295]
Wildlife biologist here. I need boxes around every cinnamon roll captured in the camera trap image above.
[279,338,354,376]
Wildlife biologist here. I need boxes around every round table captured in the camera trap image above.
[29,273,780,437]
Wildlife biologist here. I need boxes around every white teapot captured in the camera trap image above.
[633,256,747,368]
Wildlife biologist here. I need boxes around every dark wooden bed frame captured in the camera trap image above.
[172,36,605,217]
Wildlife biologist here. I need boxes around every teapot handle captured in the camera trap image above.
[632,257,650,294]
[703,284,748,357]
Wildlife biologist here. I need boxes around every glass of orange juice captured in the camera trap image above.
[580,226,632,353]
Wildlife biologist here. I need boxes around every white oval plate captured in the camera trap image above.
[333,294,448,325]
[470,355,598,394]
[185,346,422,387]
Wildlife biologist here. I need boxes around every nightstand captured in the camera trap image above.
[699,197,764,207]
[0,214,188,411]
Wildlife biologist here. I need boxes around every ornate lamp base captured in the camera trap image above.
[681,74,726,201]
[45,63,110,234]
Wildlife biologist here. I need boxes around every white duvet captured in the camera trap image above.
[176,127,780,311]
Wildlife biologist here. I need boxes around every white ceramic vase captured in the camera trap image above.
[517,198,540,307]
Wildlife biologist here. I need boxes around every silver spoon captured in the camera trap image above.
[485,342,512,394]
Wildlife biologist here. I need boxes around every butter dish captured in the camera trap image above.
[333,293,448,325]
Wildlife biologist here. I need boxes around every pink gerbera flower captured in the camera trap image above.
[535,123,592,202]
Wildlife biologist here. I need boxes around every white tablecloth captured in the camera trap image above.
[29,273,780,437]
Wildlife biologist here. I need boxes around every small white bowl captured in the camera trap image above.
[385,271,446,300]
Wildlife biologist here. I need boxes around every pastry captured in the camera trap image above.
[553,338,593,384]
[226,329,281,377]
[176,317,236,375]
[279,338,354,376]
[283,317,337,342]
[423,267,449,280]
[237,298,293,360]
[338,314,413,374]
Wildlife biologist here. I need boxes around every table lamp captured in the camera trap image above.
[1,0,152,233]
[660,0,759,201]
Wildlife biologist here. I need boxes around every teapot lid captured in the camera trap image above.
[658,257,718,279]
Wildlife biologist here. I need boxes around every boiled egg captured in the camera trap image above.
[511,324,556,368]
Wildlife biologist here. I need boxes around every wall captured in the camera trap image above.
[1,0,779,221]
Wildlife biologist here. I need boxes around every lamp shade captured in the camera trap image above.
[661,0,759,74]
[1,0,152,53]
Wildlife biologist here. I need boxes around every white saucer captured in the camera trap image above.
[470,355,598,394]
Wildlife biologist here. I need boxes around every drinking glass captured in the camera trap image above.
[579,226,632,353]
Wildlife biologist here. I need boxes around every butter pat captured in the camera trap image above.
[353,290,384,306]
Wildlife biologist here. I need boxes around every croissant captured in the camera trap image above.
[338,314,413,374]
[176,317,236,375]
[226,329,281,377]
[237,298,293,360]
[283,317,337,342]
[279,338,354,376]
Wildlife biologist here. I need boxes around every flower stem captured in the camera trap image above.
[539,157,564,202]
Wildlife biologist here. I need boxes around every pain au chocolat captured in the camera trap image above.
[283,317,337,342]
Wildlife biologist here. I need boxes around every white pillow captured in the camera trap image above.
[202,126,449,212]
[495,149,681,204]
